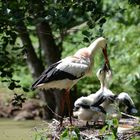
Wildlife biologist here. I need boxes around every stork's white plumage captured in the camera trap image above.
[116,92,137,114]
[92,66,122,122]
[73,96,106,126]
[92,64,137,122]
[32,37,110,126]
[73,67,111,125]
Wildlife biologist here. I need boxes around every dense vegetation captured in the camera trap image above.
[0,0,140,120]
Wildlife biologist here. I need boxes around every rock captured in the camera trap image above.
[22,99,41,111]
[14,99,43,120]
[14,110,34,121]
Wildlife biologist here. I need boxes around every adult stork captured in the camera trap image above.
[32,37,110,126]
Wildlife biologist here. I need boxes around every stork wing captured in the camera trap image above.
[91,93,106,107]
[32,57,89,89]
[32,60,61,89]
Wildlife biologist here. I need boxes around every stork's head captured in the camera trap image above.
[96,63,112,85]
[96,68,106,83]
[74,96,91,111]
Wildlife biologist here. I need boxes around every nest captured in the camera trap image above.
[33,114,140,140]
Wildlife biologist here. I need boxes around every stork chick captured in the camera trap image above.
[92,64,137,122]
[116,92,137,115]
[73,96,106,126]
[90,64,120,123]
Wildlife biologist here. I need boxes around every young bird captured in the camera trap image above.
[116,92,137,115]
[91,64,137,122]
[73,96,106,126]
[90,64,120,123]
[73,64,111,126]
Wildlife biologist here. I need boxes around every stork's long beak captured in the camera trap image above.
[102,45,110,70]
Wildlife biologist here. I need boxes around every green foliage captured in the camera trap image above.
[0,0,140,115]
[34,134,47,140]
[60,127,80,140]
[100,118,119,140]
[131,137,140,140]
[34,133,47,140]
[0,0,104,93]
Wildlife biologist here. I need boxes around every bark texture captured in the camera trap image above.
[16,21,55,119]
[36,20,63,118]
[36,20,61,65]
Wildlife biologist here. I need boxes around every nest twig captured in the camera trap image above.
[32,115,140,140]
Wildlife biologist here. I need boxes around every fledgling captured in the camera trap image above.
[90,64,121,123]
[73,96,106,126]
[92,64,137,122]
[116,92,137,115]
[73,64,110,125]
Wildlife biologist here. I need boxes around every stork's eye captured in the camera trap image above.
[73,106,80,111]
[76,106,80,110]
[99,70,103,74]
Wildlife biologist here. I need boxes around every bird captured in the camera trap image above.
[90,64,137,122]
[73,64,112,126]
[89,63,118,123]
[116,92,137,115]
[73,95,106,126]
[32,37,110,126]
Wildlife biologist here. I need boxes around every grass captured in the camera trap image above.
[0,119,41,140]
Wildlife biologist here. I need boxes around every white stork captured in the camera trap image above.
[73,95,106,126]
[73,64,112,126]
[116,92,137,114]
[90,64,137,122]
[32,37,110,126]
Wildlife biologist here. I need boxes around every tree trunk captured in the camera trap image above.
[16,21,54,119]
[36,20,61,65]
[36,20,64,118]
[16,22,44,78]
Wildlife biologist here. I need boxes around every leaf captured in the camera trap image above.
[8,82,16,90]
[100,125,108,135]
[83,37,89,43]
[113,118,119,127]
[82,30,91,37]
[60,128,69,139]
[1,71,6,77]
[104,134,115,140]
[23,87,30,92]
[99,18,106,24]
[6,71,13,78]
[87,20,95,29]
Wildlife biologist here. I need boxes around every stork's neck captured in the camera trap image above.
[100,80,105,91]
[88,40,101,55]
[104,79,109,89]
[100,78,109,91]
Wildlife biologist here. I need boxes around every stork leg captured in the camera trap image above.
[60,92,66,126]
[65,90,72,125]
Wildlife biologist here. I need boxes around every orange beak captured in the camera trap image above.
[102,46,110,69]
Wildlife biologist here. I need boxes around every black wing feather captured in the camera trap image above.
[32,61,83,89]
[91,93,106,107]
[32,61,61,89]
